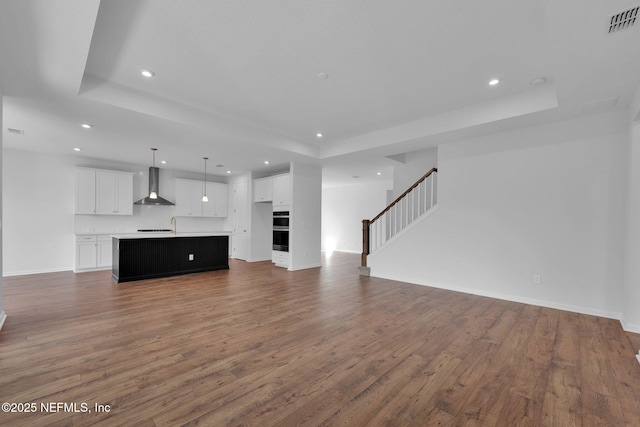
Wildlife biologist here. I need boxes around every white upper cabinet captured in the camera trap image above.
[175,179,202,216]
[272,174,291,208]
[75,169,133,215]
[95,171,133,215]
[253,177,273,202]
[203,182,229,217]
[175,178,228,217]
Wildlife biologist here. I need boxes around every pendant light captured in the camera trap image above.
[202,157,209,202]
[149,148,158,199]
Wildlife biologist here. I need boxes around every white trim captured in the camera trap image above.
[0,311,6,331]
[328,249,360,254]
[73,266,112,274]
[620,318,640,334]
[288,262,322,271]
[3,266,73,277]
[369,271,623,322]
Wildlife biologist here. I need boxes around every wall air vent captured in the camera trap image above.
[7,128,24,135]
[608,6,639,33]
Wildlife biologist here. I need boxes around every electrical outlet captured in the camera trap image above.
[533,275,542,284]
[189,254,194,261]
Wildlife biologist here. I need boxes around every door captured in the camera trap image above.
[232,180,248,260]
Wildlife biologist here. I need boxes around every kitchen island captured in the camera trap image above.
[111,232,230,283]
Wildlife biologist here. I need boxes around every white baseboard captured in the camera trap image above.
[369,271,623,322]
[0,310,6,331]
[328,249,361,254]
[620,318,640,334]
[288,262,322,271]
[3,266,73,277]
[73,266,111,274]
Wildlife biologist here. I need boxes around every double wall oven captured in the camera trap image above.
[272,211,289,252]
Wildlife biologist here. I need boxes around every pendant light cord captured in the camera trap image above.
[203,157,208,199]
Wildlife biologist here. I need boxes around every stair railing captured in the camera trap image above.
[362,168,437,267]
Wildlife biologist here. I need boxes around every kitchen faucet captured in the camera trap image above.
[170,216,177,234]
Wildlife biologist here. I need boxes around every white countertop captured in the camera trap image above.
[110,231,232,239]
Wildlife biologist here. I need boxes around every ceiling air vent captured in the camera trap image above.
[7,128,24,135]
[608,6,639,33]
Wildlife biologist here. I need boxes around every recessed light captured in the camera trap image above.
[141,69,155,78]
[73,147,82,152]
[316,133,324,138]
[489,78,500,86]
[317,72,329,79]
[226,170,231,174]
[161,160,167,164]
[81,123,93,129]
[377,172,382,176]
[264,161,270,165]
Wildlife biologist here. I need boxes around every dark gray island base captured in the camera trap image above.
[112,234,229,283]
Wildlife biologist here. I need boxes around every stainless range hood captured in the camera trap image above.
[134,167,174,206]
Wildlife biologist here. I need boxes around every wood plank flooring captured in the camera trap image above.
[1,252,639,426]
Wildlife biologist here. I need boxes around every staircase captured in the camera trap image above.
[361,168,438,271]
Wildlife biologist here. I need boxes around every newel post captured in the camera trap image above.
[362,219,370,267]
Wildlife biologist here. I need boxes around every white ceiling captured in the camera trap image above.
[1,0,640,187]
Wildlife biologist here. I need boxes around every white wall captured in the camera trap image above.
[322,181,390,253]
[369,111,628,321]
[3,149,76,275]
[392,147,438,198]
[2,149,230,275]
[0,90,5,330]
[623,120,640,332]
[290,162,322,270]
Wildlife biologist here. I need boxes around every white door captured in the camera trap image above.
[115,174,133,215]
[232,180,248,260]
[96,172,117,214]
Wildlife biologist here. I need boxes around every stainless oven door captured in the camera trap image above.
[273,229,289,252]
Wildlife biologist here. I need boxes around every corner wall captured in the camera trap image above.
[322,182,390,253]
[369,111,628,322]
[290,162,322,270]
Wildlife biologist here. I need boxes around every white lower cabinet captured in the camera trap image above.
[272,250,289,268]
[75,235,112,272]
[97,236,113,267]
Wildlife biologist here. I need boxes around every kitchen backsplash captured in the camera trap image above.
[74,207,228,234]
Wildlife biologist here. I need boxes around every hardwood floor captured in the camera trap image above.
[1,252,639,426]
